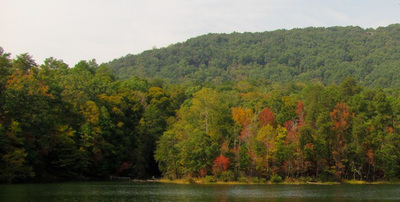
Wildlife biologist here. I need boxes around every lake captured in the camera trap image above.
[1,181,400,201]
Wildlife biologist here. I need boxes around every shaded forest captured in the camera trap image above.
[2,24,400,183]
[0,53,185,182]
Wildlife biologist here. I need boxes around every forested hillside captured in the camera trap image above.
[109,24,400,88]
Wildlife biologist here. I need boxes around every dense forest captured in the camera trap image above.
[155,80,400,182]
[0,53,186,183]
[109,24,400,88]
[2,24,400,183]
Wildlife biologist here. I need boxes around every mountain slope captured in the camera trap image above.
[108,24,400,88]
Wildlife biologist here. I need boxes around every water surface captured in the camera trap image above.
[1,181,399,201]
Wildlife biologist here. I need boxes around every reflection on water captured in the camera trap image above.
[1,181,400,202]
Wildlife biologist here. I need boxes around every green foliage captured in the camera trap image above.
[204,175,215,183]
[270,174,283,183]
[12,53,36,71]
[40,57,68,71]
[108,24,400,88]
[250,177,267,183]
[238,176,248,183]
[0,51,186,182]
[0,121,35,183]
[219,170,235,182]
[154,131,181,179]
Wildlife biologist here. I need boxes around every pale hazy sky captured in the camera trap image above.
[1,0,399,66]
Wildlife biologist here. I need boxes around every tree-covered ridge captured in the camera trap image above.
[108,24,400,88]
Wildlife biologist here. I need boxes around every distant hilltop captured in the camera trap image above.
[108,24,400,88]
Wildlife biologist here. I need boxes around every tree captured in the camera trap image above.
[330,102,352,179]
[256,124,278,177]
[190,88,220,134]
[258,107,275,127]
[12,53,37,71]
[213,155,231,176]
[339,77,361,100]
[154,130,181,179]
[40,57,68,71]
[232,107,253,127]
[0,121,34,183]
[0,50,11,87]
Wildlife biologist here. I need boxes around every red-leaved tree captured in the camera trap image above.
[296,101,305,127]
[330,102,352,179]
[258,107,275,127]
[213,155,231,175]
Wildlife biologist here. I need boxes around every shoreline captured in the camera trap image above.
[3,179,399,185]
[155,178,400,185]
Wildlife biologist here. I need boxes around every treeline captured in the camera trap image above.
[155,79,400,182]
[2,48,400,183]
[109,24,400,88]
[0,51,186,183]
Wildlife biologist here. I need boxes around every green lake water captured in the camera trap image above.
[1,181,400,201]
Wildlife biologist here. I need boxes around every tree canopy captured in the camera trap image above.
[108,24,400,88]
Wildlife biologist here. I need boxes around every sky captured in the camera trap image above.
[1,0,399,66]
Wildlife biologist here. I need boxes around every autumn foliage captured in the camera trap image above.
[296,101,305,127]
[283,120,297,144]
[232,107,253,127]
[330,102,351,132]
[213,155,230,174]
[258,107,275,127]
[3,49,400,183]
